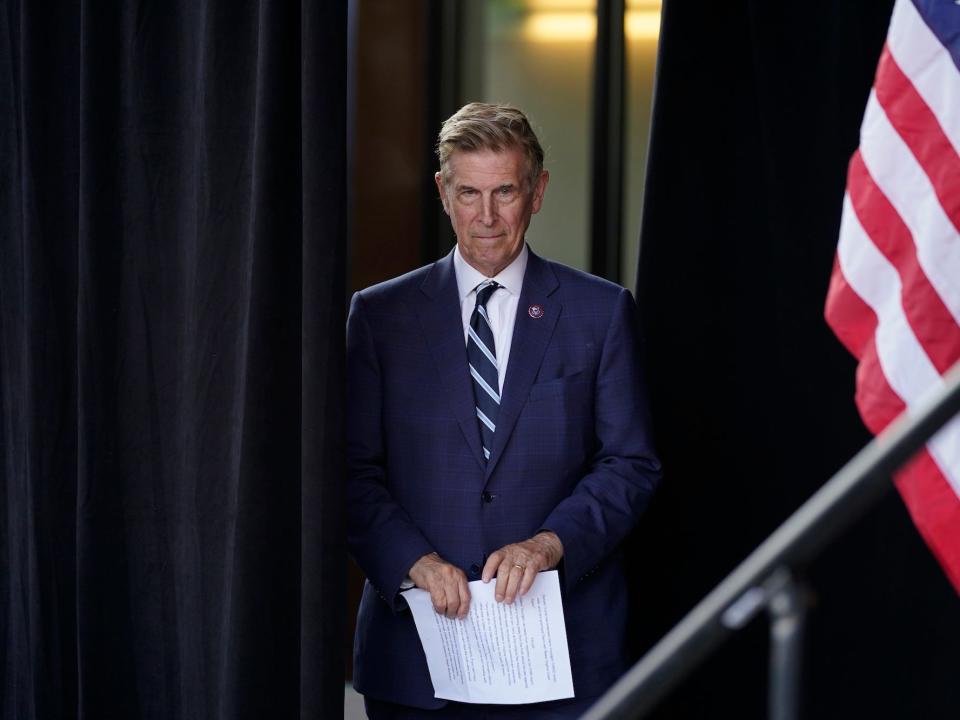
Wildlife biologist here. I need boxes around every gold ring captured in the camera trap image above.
[513,563,524,570]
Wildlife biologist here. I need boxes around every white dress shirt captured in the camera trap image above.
[453,243,528,395]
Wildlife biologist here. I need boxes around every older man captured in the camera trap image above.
[347,103,661,718]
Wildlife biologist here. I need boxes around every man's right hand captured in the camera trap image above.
[408,552,471,619]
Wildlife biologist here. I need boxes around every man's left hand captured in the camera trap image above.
[481,531,564,604]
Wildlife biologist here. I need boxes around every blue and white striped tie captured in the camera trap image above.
[468,281,501,462]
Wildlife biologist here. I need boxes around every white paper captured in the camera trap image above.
[402,570,575,704]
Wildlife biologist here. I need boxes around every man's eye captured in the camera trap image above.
[498,187,516,198]
[460,189,478,199]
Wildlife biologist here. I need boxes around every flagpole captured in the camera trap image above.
[582,360,960,720]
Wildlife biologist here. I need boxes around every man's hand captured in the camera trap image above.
[481,531,564,604]
[408,552,471,619]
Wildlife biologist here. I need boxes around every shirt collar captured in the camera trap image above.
[453,243,528,304]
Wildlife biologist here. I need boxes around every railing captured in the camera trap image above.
[583,360,960,720]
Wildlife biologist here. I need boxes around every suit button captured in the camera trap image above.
[469,563,481,577]
[481,491,494,503]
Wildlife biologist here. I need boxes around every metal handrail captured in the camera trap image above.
[583,360,960,720]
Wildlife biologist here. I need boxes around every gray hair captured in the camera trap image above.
[436,102,545,190]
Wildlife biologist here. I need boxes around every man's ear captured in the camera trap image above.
[531,170,550,215]
[434,172,449,215]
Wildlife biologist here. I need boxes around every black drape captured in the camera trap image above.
[1,2,345,719]
[632,1,960,718]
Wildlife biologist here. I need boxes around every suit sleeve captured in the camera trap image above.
[346,292,436,610]
[541,287,662,590]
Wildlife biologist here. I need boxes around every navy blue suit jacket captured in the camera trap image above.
[346,248,661,709]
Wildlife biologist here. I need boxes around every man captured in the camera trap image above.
[347,103,661,718]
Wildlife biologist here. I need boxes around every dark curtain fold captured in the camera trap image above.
[1,1,346,718]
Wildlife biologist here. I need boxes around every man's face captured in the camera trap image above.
[435,147,549,277]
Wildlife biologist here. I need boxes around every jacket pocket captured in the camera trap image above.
[527,369,589,402]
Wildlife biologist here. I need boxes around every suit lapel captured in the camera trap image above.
[416,251,487,470]
[484,250,560,481]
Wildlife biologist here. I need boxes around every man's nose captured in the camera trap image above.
[479,195,496,225]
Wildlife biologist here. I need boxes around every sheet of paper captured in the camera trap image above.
[402,570,575,704]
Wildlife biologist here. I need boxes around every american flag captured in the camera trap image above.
[825,0,960,592]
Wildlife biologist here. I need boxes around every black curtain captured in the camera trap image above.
[631,1,960,718]
[1,2,345,719]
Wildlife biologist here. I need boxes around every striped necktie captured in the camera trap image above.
[468,281,501,462]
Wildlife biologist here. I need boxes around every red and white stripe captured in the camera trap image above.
[825,0,960,592]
